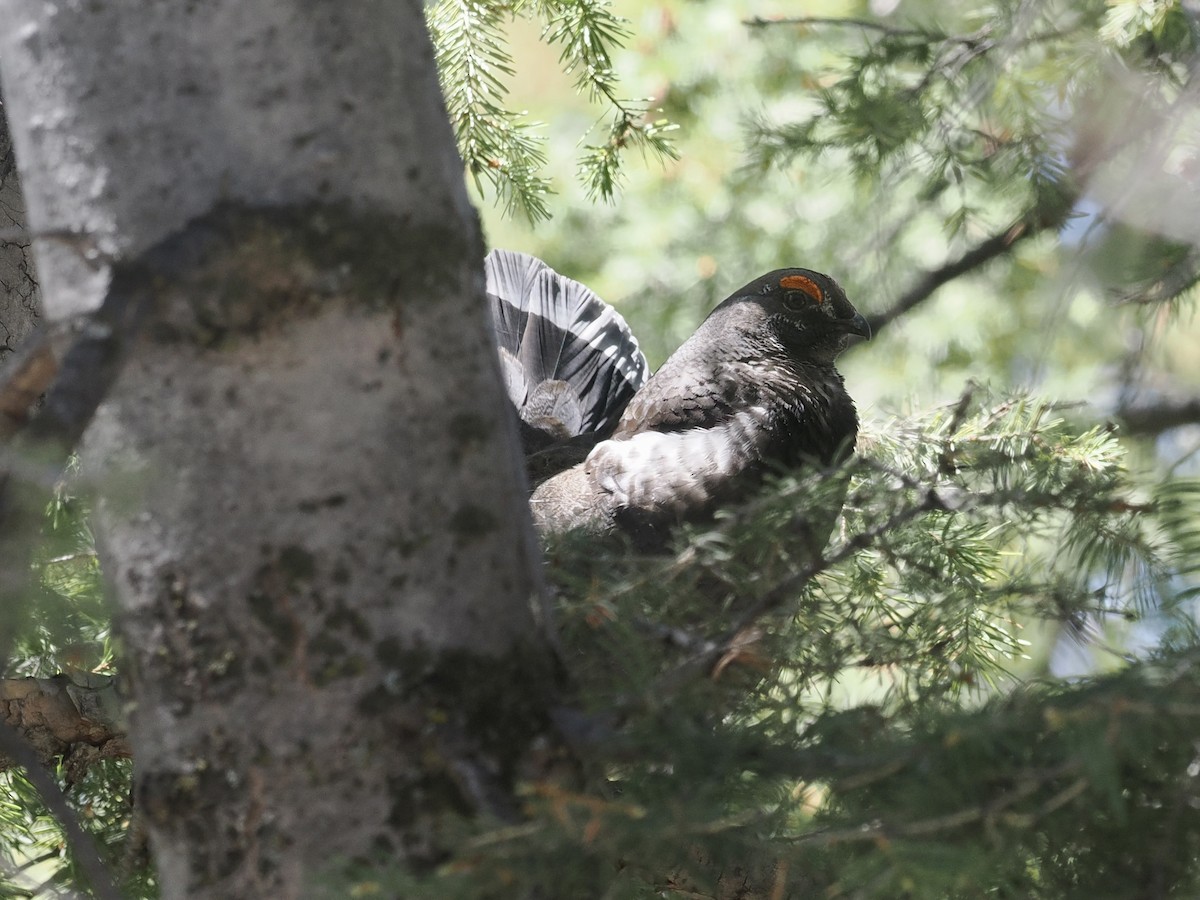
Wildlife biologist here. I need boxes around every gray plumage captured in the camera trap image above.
[486,251,868,547]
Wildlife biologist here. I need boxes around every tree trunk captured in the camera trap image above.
[0,3,554,897]
[0,98,40,354]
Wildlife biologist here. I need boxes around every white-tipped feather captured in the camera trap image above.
[584,409,766,514]
[486,250,650,438]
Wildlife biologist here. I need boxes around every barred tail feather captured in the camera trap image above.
[485,249,649,440]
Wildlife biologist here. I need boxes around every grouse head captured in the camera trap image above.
[610,268,869,456]
[692,268,870,370]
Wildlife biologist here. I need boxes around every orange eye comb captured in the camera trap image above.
[779,274,824,303]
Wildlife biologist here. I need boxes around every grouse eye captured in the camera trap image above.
[782,290,808,311]
[778,273,825,311]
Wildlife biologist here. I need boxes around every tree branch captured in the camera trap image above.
[0,718,123,900]
[0,329,55,439]
[865,220,1030,338]
[743,15,936,39]
[742,15,1070,50]
[1113,245,1200,305]
[790,761,1084,848]
[1115,396,1200,435]
[0,675,128,771]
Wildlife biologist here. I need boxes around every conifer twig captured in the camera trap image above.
[742,15,939,39]
[864,220,1031,338]
[723,489,950,641]
[790,760,1084,847]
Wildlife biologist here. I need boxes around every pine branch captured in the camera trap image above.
[743,15,938,38]
[536,0,678,201]
[427,0,553,222]
[427,0,677,215]
[791,761,1085,847]
[1113,244,1200,305]
[596,389,1184,698]
[438,385,1200,896]
[0,721,122,900]
[864,219,1031,338]
[722,487,948,646]
[743,14,1072,50]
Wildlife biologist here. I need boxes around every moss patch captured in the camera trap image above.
[448,503,498,543]
[110,200,483,349]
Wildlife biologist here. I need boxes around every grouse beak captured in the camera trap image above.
[842,312,872,340]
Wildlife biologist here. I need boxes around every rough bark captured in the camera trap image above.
[0,3,554,897]
[0,99,39,353]
[0,675,128,772]
[0,102,47,663]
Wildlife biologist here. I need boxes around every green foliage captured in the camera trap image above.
[430,8,1200,892]
[427,0,678,221]
[11,480,111,677]
[375,387,1200,898]
[744,6,1097,237]
[0,761,150,900]
[427,0,554,222]
[538,0,679,198]
[1100,0,1180,48]
[0,482,147,898]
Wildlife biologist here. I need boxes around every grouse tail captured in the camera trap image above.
[486,250,649,451]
